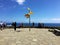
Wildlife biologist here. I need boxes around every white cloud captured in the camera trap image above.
[42,18,60,21]
[39,18,60,23]
[51,18,60,21]
[16,0,25,5]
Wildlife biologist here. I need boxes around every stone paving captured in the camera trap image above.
[0,28,60,45]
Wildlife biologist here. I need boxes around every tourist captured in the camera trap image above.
[12,22,16,31]
[32,22,34,27]
[0,22,3,30]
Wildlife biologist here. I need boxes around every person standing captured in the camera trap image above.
[12,22,16,31]
[32,22,34,28]
[0,22,3,30]
[38,23,41,28]
[2,22,6,29]
[14,22,16,31]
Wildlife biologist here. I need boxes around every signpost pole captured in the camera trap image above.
[25,8,32,31]
[29,15,30,31]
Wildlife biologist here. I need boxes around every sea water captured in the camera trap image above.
[6,23,60,27]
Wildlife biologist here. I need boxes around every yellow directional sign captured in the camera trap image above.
[27,8,30,10]
[29,11,33,14]
[27,8,33,15]
[25,14,30,18]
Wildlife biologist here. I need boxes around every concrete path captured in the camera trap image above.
[0,28,60,45]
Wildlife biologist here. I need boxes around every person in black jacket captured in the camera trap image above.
[38,23,44,28]
[12,22,16,31]
[32,22,34,28]
[14,22,16,31]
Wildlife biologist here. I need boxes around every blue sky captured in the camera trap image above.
[0,0,60,23]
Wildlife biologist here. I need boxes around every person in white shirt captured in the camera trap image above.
[0,22,3,30]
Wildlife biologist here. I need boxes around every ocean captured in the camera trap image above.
[6,23,60,27]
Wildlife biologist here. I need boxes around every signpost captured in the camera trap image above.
[25,8,33,31]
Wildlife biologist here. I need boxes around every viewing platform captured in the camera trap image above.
[0,28,60,45]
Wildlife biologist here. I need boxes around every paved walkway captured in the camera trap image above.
[0,28,60,45]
